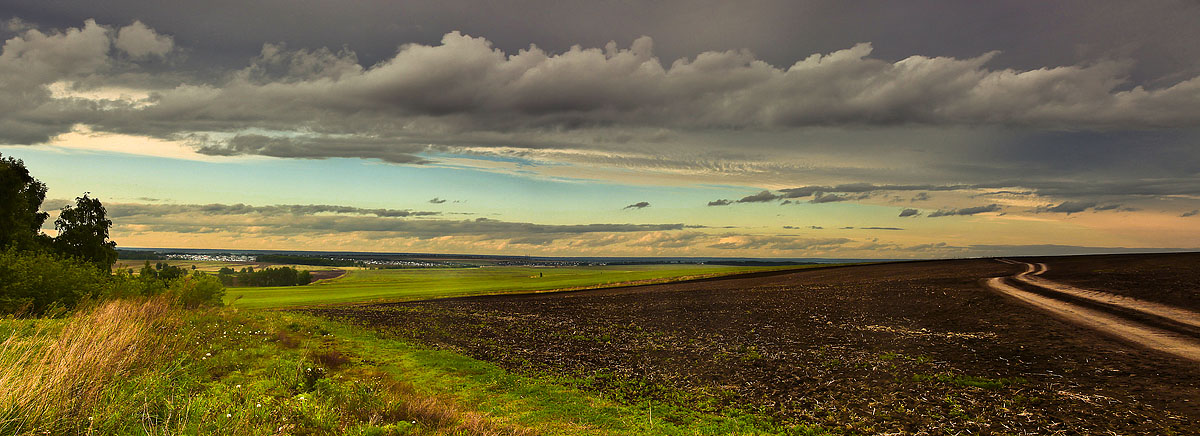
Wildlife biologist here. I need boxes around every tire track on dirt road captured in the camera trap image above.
[988,259,1200,362]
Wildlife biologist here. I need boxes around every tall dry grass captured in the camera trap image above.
[0,297,536,435]
[0,296,184,433]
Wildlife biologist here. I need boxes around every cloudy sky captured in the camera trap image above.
[3,0,1199,258]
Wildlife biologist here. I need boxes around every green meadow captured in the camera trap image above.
[226,264,810,309]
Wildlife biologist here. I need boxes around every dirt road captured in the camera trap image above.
[989,259,1200,362]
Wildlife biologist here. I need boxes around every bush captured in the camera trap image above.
[0,247,107,316]
[0,248,229,316]
[168,273,226,308]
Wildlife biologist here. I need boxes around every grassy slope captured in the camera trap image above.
[3,265,837,434]
[226,264,811,309]
[0,300,819,435]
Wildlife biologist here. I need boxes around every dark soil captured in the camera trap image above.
[308,256,1200,435]
[308,269,348,282]
[1029,252,1200,312]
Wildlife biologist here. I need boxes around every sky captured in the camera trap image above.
[2,0,1199,258]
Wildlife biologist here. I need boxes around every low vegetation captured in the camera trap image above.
[0,249,225,316]
[1,295,812,435]
[0,297,537,435]
[217,266,312,287]
[225,264,810,309]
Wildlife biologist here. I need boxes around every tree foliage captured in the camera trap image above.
[0,153,50,250]
[53,194,118,271]
[0,152,225,315]
[216,266,313,287]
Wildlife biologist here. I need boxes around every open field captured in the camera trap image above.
[312,255,1200,434]
[227,264,815,309]
[114,259,247,273]
[113,259,357,274]
[1029,252,1200,312]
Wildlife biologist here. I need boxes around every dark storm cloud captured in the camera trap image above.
[861,227,904,230]
[976,190,1035,197]
[1034,201,1097,214]
[8,0,1198,84]
[898,208,921,217]
[105,201,689,243]
[8,18,1200,150]
[194,135,430,164]
[707,199,732,207]
[428,197,446,204]
[4,15,1200,220]
[623,201,650,210]
[737,191,780,203]
[718,177,1200,208]
[1183,209,1199,217]
[927,204,1002,217]
[809,193,850,204]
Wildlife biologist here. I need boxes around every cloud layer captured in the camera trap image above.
[6,21,1200,153]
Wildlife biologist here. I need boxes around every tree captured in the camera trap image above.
[53,194,117,271]
[0,153,50,250]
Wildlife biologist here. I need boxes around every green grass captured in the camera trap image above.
[1,299,825,435]
[226,264,815,309]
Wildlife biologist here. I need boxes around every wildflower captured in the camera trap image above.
[226,413,232,418]
[256,403,262,408]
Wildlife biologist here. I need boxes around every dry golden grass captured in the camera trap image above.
[0,296,184,433]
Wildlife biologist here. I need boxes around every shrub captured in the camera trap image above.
[167,273,226,308]
[0,247,107,316]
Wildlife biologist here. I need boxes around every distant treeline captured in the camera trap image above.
[706,261,817,267]
[116,249,164,260]
[255,254,360,267]
[217,266,311,287]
